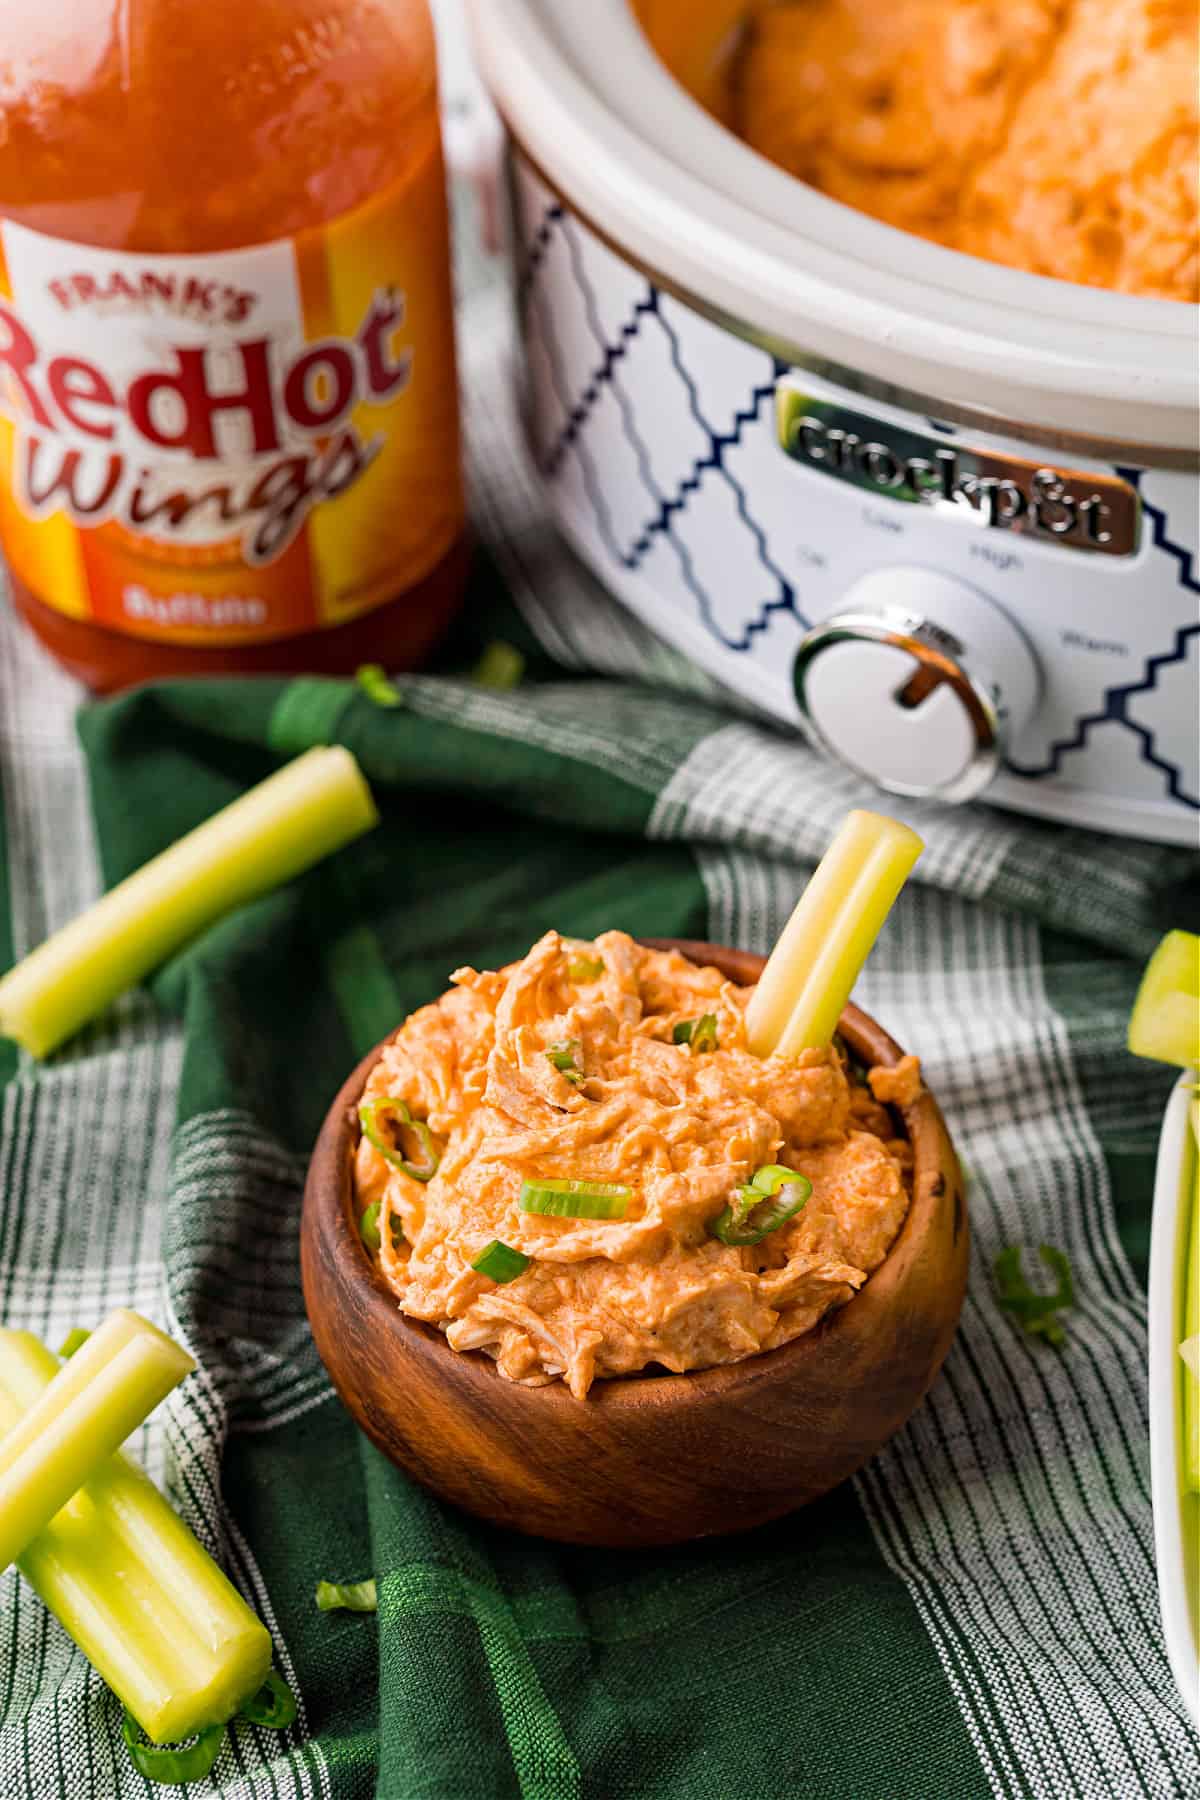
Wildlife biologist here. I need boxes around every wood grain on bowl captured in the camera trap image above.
[301,940,967,1547]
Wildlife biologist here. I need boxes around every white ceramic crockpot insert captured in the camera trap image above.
[468,0,1200,844]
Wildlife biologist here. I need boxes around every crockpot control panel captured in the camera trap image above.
[510,149,1199,843]
[792,569,1040,803]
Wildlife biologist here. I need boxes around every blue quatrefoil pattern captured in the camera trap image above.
[514,166,1199,825]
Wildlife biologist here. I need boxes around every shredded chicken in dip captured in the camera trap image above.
[734,0,1199,302]
[354,931,917,1397]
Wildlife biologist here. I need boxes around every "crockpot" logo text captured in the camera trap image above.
[776,384,1140,558]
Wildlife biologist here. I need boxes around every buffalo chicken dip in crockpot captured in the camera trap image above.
[354,932,919,1397]
[730,0,1198,301]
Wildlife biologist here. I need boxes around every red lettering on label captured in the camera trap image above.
[142,273,176,307]
[127,340,279,457]
[22,437,122,517]
[126,474,237,530]
[226,290,255,324]
[0,278,412,565]
[283,343,356,430]
[47,358,117,439]
[0,304,55,429]
[358,292,411,401]
[182,277,216,316]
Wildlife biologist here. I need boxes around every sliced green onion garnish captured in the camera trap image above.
[567,956,604,983]
[994,1245,1074,1346]
[358,1097,440,1182]
[471,1241,531,1283]
[56,1328,91,1360]
[546,1039,585,1085]
[359,1202,401,1254]
[238,1669,298,1730]
[747,1163,805,1196]
[710,1167,811,1247]
[315,1578,378,1613]
[122,1712,224,1786]
[673,1014,718,1054]
[520,1178,630,1220]
[470,640,525,690]
[355,663,403,708]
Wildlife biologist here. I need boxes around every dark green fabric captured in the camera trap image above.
[0,621,1192,1796]
[68,670,987,1800]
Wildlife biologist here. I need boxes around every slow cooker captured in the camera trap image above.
[466,0,1199,846]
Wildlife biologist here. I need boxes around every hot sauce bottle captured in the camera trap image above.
[0,0,466,690]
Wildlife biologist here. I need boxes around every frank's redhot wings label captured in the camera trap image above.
[0,147,463,644]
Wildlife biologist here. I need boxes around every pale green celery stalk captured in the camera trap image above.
[746,810,923,1057]
[0,1310,193,1572]
[0,1332,271,1742]
[1184,1100,1199,1491]
[0,745,378,1058]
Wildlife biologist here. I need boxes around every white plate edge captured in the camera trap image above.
[1148,1072,1200,1731]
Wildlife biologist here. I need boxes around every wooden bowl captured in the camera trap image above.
[301,940,967,1547]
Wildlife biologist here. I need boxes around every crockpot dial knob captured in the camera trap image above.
[792,568,1040,803]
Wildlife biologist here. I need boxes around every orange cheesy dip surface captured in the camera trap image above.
[735,0,1199,302]
[354,931,916,1397]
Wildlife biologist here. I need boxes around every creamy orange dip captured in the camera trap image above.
[735,0,1199,302]
[354,931,915,1397]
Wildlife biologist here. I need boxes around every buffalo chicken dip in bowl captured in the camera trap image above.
[354,931,918,1399]
[302,931,966,1546]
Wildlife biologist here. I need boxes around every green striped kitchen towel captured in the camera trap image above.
[0,576,1195,1797]
[0,156,1197,1800]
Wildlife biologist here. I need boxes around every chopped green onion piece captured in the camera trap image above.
[520,1178,630,1220]
[567,956,604,983]
[0,746,378,1060]
[315,1578,378,1613]
[471,1241,531,1283]
[57,1327,91,1359]
[546,1039,585,1085]
[238,1669,298,1730]
[359,1096,440,1182]
[994,1245,1075,1346]
[0,1330,271,1743]
[355,663,403,708]
[122,1712,225,1786]
[0,1309,194,1574]
[747,1163,805,1197]
[471,640,525,690]
[359,1201,402,1254]
[673,1014,718,1054]
[710,1168,811,1247]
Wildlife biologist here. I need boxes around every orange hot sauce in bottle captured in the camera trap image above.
[0,1,467,691]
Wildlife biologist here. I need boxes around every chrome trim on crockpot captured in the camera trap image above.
[793,610,1004,804]
[504,129,1198,472]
